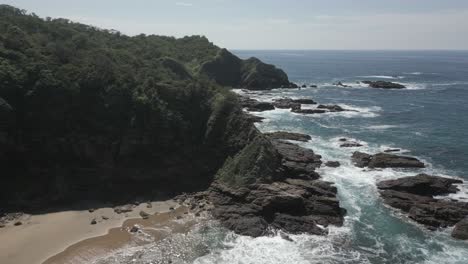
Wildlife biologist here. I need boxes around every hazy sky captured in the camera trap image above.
[3,0,468,50]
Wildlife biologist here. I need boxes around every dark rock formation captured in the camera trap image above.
[199,49,297,90]
[238,96,275,112]
[309,85,318,88]
[272,98,317,109]
[352,152,425,168]
[265,131,311,142]
[384,148,401,153]
[245,113,265,123]
[208,136,345,237]
[361,81,406,89]
[452,217,468,240]
[291,106,326,114]
[294,99,317,104]
[377,174,468,238]
[377,174,462,196]
[340,142,363,148]
[317,105,345,112]
[325,161,341,168]
[272,140,322,180]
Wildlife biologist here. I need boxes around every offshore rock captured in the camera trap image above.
[377,174,468,237]
[352,152,425,168]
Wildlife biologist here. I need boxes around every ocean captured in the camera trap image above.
[96,51,468,264]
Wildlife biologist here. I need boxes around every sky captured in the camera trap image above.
[3,0,468,50]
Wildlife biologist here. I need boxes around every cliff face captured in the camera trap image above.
[199,49,298,90]
[0,5,282,211]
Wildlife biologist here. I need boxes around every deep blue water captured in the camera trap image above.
[235,50,468,178]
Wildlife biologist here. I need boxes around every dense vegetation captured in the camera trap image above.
[0,5,283,210]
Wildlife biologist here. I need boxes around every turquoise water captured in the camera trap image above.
[97,51,468,264]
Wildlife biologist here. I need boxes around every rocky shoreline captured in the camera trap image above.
[377,174,468,239]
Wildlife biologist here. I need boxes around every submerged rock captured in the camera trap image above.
[334,82,350,88]
[352,152,425,168]
[340,142,363,148]
[325,161,341,168]
[317,104,346,112]
[361,81,406,89]
[265,131,311,142]
[377,174,468,237]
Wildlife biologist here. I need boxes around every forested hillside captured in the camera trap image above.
[0,5,290,210]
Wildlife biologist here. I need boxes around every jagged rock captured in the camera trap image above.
[325,161,341,168]
[14,221,22,226]
[265,131,311,142]
[272,140,322,180]
[309,85,318,88]
[317,104,345,112]
[452,218,468,240]
[90,219,97,225]
[209,139,345,237]
[377,174,468,234]
[301,85,307,88]
[351,152,373,168]
[88,208,95,213]
[352,152,425,168]
[139,210,150,219]
[362,81,406,89]
[102,216,109,220]
[339,138,347,142]
[0,224,5,228]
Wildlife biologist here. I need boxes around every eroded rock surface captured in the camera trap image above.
[208,137,345,237]
[352,152,425,168]
[377,174,468,239]
[265,131,311,142]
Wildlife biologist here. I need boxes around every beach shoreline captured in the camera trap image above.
[0,200,182,264]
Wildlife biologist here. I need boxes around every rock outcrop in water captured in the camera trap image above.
[377,174,468,239]
[208,136,346,237]
[272,98,317,109]
[361,81,406,89]
[264,131,311,142]
[352,152,425,168]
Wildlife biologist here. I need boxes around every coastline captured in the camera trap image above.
[0,200,181,264]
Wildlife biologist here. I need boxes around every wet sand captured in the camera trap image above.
[0,200,183,264]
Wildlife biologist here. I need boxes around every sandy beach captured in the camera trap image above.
[0,200,185,264]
